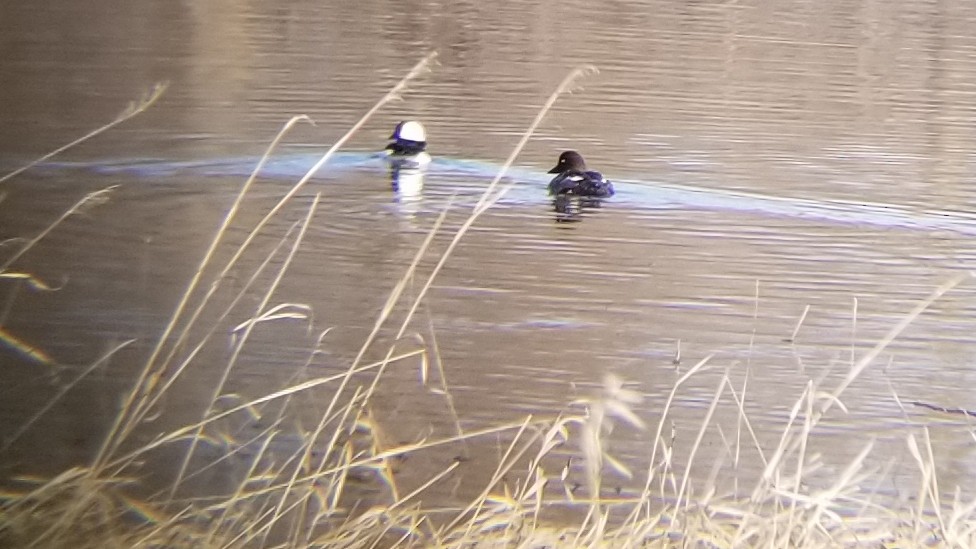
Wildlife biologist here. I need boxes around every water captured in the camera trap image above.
[2,0,976,514]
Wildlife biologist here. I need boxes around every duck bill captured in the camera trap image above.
[547,164,561,174]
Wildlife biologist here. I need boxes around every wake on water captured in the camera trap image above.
[28,151,976,237]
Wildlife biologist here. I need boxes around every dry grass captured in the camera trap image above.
[3,55,976,549]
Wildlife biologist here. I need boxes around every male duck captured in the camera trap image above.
[547,151,614,198]
[385,120,431,168]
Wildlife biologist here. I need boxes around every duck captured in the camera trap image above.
[547,151,614,198]
[385,120,431,169]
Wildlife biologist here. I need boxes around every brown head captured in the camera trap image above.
[547,150,587,174]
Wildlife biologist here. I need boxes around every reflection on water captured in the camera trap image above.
[552,195,610,222]
[389,164,426,197]
[2,0,976,515]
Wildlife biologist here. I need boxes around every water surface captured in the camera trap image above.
[2,0,976,513]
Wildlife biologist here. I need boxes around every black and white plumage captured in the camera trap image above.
[546,151,614,198]
[385,121,430,166]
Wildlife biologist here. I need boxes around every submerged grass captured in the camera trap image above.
[2,55,976,548]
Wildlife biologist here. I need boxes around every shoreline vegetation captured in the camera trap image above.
[2,53,976,548]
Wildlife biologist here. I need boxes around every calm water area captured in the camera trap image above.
[2,0,976,516]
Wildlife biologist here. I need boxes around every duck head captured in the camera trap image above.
[387,120,428,156]
[390,120,427,143]
[548,150,587,174]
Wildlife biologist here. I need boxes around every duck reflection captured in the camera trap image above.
[389,163,426,199]
[553,195,607,222]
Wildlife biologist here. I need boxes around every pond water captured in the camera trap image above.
[2,0,976,516]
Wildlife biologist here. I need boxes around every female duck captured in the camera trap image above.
[547,151,614,198]
[385,120,431,169]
